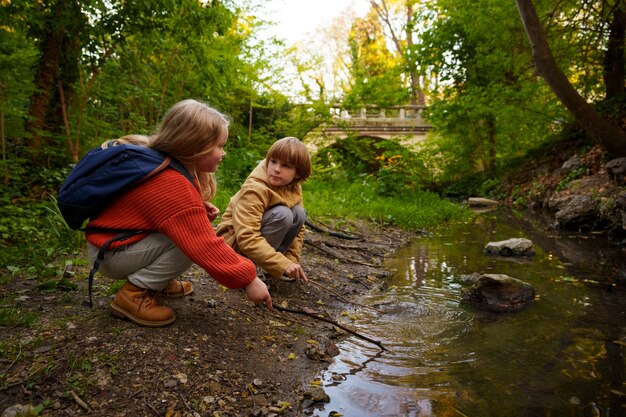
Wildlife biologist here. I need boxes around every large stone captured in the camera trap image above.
[615,191,626,210]
[606,157,626,183]
[561,155,582,173]
[484,238,535,256]
[554,194,598,228]
[461,274,535,312]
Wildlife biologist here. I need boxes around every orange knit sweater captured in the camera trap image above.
[85,168,256,289]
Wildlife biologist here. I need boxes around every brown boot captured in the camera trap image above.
[159,279,193,298]
[110,282,175,327]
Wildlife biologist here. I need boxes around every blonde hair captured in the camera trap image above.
[266,137,312,184]
[149,99,230,201]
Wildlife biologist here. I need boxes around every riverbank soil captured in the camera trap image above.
[0,220,416,416]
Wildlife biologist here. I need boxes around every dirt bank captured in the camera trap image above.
[0,220,416,417]
[499,140,626,241]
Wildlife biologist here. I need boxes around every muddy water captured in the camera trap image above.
[313,208,626,417]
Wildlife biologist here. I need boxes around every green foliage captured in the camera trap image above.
[557,166,588,191]
[314,136,431,195]
[411,0,570,186]
[371,140,431,195]
[0,193,81,282]
[216,146,264,191]
[1,0,291,173]
[344,11,409,108]
[0,26,37,124]
[314,135,381,176]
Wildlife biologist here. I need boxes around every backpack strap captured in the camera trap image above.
[82,230,147,308]
[167,157,194,183]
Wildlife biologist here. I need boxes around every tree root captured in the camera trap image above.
[305,220,361,240]
[304,239,380,268]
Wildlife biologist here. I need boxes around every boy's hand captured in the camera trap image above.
[245,277,272,312]
[284,263,308,282]
[204,202,220,221]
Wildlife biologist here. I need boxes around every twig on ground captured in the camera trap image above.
[128,389,144,400]
[70,390,91,412]
[304,239,380,267]
[144,398,160,416]
[305,220,361,240]
[273,305,386,351]
[179,393,193,412]
[270,309,317,329]
[318,240,368,251]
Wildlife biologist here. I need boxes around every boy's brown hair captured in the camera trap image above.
[266,137,312,184]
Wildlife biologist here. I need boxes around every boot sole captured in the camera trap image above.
[110,302,176,327]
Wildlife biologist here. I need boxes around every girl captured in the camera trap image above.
[216,137,311,282]
[86,99,272,327]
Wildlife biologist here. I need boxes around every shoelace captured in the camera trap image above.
[133,289,162,307]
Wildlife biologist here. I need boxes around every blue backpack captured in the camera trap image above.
[57,143,193,307]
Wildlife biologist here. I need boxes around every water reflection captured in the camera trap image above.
[312,209,626,417]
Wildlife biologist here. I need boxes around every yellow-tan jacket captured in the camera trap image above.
[216,160,304,278]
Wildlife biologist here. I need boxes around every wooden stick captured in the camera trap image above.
[307,279,382,313]
[273,305,386,351]
[304,239,380,267]
[70,390,91,412]
[305,220,361,240]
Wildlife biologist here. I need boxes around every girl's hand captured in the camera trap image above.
[204,202,220,221]
[284,263,308,282]
[245,277,273,312]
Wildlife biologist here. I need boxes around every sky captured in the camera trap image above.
[260,0,370,45]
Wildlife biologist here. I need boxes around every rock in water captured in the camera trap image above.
[461,274,535,312]
[484,238,534,256]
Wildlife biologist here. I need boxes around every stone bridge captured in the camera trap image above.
[308,104,432,146]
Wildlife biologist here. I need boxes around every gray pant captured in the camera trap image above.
[261,204,306,252]
[87,233,192,291]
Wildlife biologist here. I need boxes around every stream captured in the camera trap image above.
[312,208,626,417]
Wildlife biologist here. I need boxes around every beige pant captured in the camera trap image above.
[88,233,192,291]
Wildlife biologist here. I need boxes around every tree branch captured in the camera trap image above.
[305,220,361,240]
[274,305,386,351]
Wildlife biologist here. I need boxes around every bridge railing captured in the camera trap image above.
[312,104,431,142]
[330,104,427,122]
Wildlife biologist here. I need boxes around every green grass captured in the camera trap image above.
[302,178,471,230]
[0,296,38,327]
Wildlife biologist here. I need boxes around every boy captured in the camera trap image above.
[216,137,311,282]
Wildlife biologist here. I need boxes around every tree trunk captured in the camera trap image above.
[515,0,626,157]
[26,0,85,163]
[1,80,7,186]
[604,2,625,100]
[27,24,64,159]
